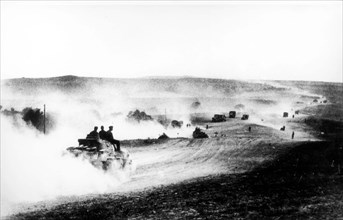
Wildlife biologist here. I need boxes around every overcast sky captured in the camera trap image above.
[1,1,342,82]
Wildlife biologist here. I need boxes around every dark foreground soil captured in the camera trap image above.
[11,140,343,220]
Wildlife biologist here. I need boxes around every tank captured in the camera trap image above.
[66,138,132,172]
[193,127,209,139]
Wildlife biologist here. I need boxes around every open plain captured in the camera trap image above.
[1,77,342,219]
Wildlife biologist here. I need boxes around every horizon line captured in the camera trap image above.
[1,74,342,84]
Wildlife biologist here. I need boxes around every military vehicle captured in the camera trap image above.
[171,120,183,128]
[66,137,132,172]
[229,111,236,118]
[241,114,249,120]
[193,127,209,138]
[283,112,289,117]
[212,114,226,122]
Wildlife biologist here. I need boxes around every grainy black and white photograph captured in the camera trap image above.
[0,0,342,219]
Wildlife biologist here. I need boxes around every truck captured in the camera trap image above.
[241,114,249,120]
[229,111,236,118]
[212,114,226,122]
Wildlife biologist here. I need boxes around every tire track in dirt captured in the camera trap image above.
[124,133,285,192]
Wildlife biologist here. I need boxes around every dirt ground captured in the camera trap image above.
[9,140,343,219]
[5,101,343,219]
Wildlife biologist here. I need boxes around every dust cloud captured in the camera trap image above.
[0,78,322,216]
[0,84,196,216]
[0,115,131,216]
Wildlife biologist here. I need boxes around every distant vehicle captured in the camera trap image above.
[313,99,318,103]
[241,114,249,120]
[283,112,288,117]
[158,133,169,139]
[295,110,300,114]
[229,111,236,118]
[280,126,285,131]
[171,120,183,128]
[66,137,132,172]
[212,114,226,122]
[193,127,209,138]
[323,100,328,103]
